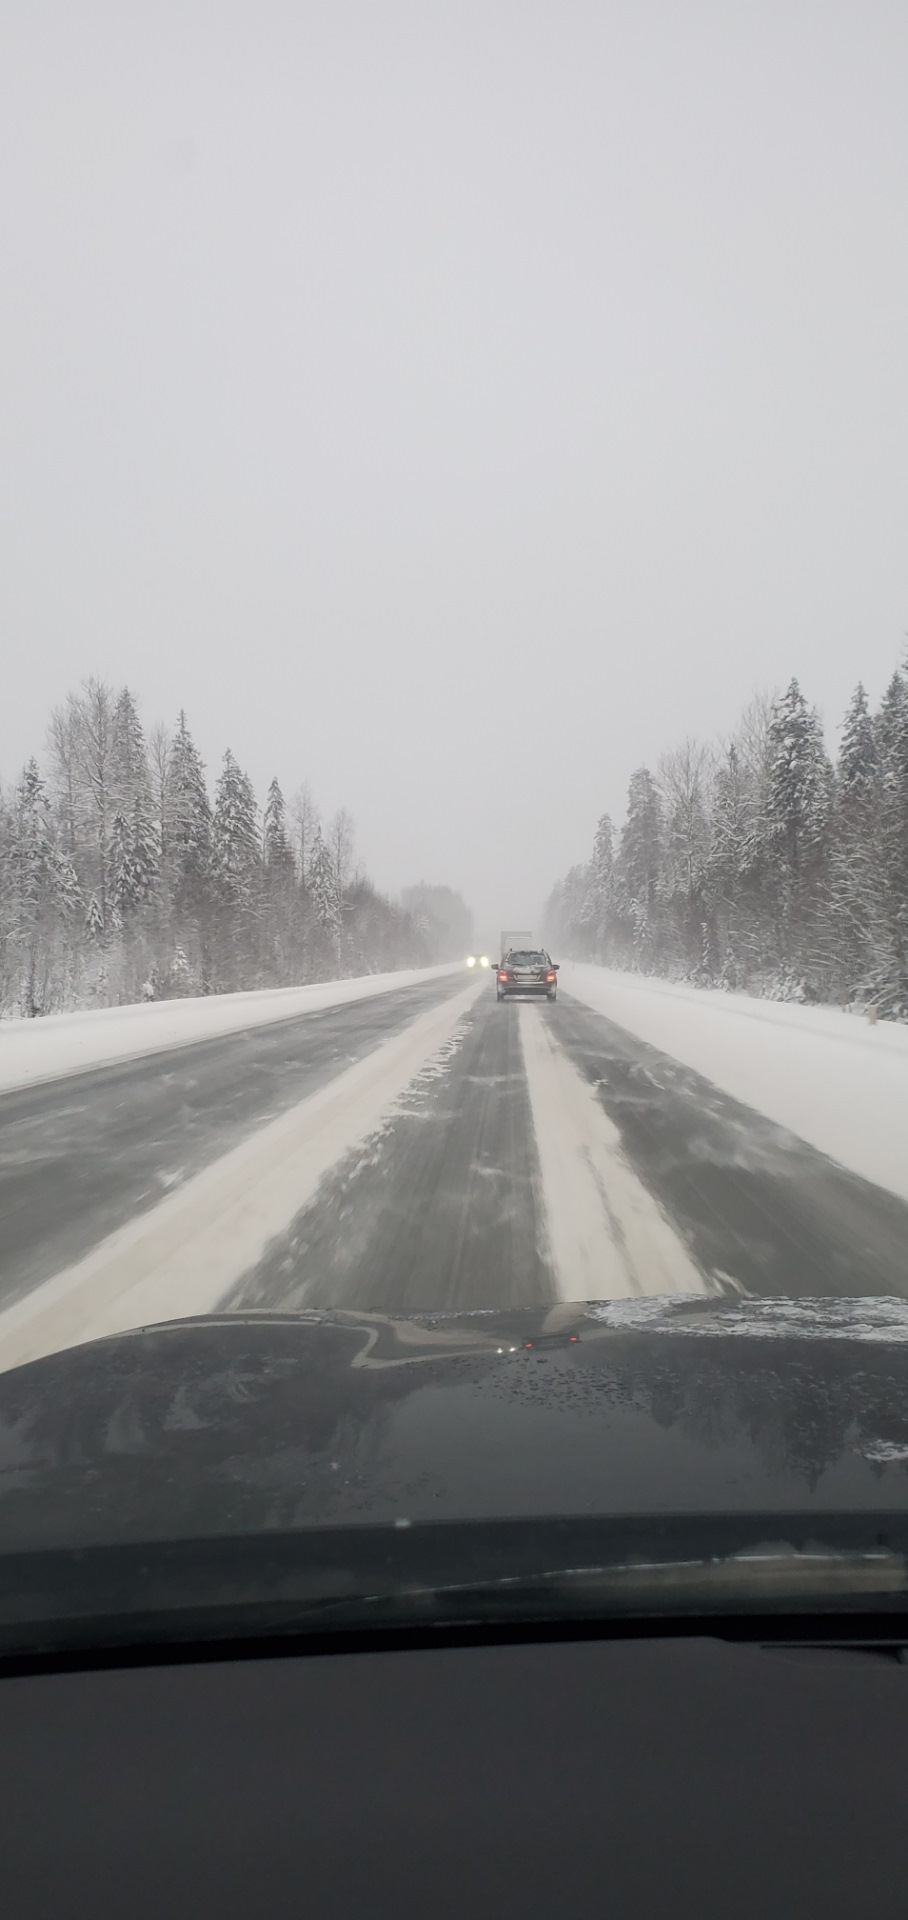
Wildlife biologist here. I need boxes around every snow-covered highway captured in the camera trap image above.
[2,967,908,1372]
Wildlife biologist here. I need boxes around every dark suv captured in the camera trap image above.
[496,949,559,1002]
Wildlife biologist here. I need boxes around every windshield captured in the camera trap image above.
[2,3,908,1656]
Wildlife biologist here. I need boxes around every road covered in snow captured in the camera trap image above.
[561,963,908,1205]
[1,964,908,1372]
[0,963,464,1096]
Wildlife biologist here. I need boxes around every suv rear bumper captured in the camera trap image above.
[497,981,554,996]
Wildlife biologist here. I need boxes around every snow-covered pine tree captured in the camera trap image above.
[306,825,334,923]
[108,686,159,913]
[10,760,74,1015]
[110,688,149,812]
[263,778,295,879]
[211,750,261,989]
[213,751,260,899]
[71,677,116,935]
[758,679,833,993]
[129,786,160,908]
[613,767,664,969]
[148,722,171,860]
[577,814,614,959]
[261,778,299,983]
[0,789,14,1012]
[166,714,212,979]
[873,669,908,1015]
[658,739,713,976]
[839,682,877,799]
[764,681,832,872]
[828,683,884,1002]
[707,742,758,986]
[326,809,355,972]
[306,824,339,977]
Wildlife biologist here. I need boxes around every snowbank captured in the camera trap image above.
[562,963,908,1205]
[0,965,464,1096]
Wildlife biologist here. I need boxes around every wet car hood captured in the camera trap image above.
[2,1295,908,1553]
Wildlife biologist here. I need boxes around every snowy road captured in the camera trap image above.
[2,973,908,1370]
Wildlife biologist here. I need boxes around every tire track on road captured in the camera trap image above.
[0,972,466,1310]
[227,989,554,1314]
[551,995,908,1300]
[0,982,486,1373]
[518,1004,706,1300]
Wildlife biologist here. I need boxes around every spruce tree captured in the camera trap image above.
[213,752,260,900]
[263,778,295,879]
[839,683,877,797]
[211,750,261,988]
[11,760,69,1014]
[614,768,664,968]
[760,680,833,989]
[708,743,758,984]
[108,686,160,925]
[764,680,832,875]
[874,670,908,1012]
[829,684,883,1000]
[167,712,212,951]
[306,825,338,975]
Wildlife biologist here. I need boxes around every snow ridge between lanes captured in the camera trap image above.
[518,1005,706,1301]
[0,979,486,1374]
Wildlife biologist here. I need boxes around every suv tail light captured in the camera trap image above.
[545,971,556,982]
[498,971,510,982]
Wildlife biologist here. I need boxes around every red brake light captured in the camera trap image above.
[498,971,509,982]
[545,972,556,982]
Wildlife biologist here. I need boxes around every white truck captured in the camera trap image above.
[499,931,534,960]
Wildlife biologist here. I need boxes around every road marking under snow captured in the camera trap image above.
[0,979,486,1374]
[518,1005,706,1301]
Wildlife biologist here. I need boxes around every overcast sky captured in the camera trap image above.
[2,1,906,943]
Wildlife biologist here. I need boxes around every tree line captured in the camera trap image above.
[543,653,908,1019]
[1,678,471,1015]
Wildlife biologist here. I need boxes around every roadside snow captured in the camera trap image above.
[562,964,908,1204]
[519,1006,705,1301]
[0,965,464,1096]
[0,978,487,1374]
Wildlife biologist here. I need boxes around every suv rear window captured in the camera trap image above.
[506,952,547,967]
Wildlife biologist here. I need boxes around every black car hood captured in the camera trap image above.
[2,1295,908,1554]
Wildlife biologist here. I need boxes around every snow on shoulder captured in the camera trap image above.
[0,965,462,1096]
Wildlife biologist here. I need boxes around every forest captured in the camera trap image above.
[0,678,472,1015]
[544,656,908,1020]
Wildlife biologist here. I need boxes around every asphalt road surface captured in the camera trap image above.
[0,973,464,1312]
[3,976,908,1367]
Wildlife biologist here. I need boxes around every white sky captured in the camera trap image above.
[2,0,906,944]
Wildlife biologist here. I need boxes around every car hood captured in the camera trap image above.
[2,1295,908,1554]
